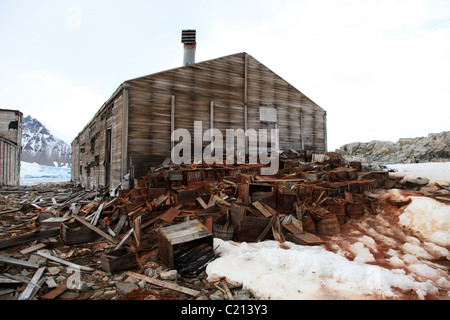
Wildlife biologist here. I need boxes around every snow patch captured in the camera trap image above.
[386,162,450,186]
[399,196,450,247]
[206,182,450,300]
[206,239,444,300]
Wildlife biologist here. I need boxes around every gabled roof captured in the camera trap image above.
[75,52,324,140]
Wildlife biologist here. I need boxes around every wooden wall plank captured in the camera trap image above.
[71,52,326,189]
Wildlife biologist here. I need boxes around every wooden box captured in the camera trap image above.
[60,221,101,245]
[158,219,213,269]
[100,247,137,273]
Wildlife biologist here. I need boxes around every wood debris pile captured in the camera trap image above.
[1,152,449,300]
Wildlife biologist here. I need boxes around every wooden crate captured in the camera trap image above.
[158,219,213,269]
[100,248,137,273]
[60,221,100,245]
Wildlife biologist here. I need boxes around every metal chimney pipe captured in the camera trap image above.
[181,30,196,66]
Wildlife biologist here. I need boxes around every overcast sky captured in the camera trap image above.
[1,0,449,150]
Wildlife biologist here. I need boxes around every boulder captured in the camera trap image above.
[337,131,450,165]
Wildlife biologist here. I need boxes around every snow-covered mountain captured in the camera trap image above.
[21,115,72,167]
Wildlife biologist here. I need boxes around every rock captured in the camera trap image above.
[208,289,226,300]
[196,295,209,300]
[28,254,46,266]
[90,290,104,300]
[160,270,177,280]
[101,290,117,300]
[224,279,242,289]
[337,131,450,165]
[406,177,429,189]
[21,269,31,277]
[144,268,154,277]
[78,281,91,291]
[233,292,252,300]
[113,275,124,282]
[115,282,139,294]
[56,275,67,282]
[209,292,225,300]
[138,280,146,288]
[47,266,61,275]
[124,275,139,284]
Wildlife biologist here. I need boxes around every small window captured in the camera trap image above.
[90,138,96,154]
[259,106,277,123]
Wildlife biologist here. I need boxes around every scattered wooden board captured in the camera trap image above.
[20,243,47,255]
[282,222,325,246]
[0,255,40,269]
[0,227,60,250]
[72,214,118,245]
[40,284,68,300]
[36,250,94,272]
[159,207,181,223]
[126,271,200,297]
[18,267,46,300]
[252,201,272,218]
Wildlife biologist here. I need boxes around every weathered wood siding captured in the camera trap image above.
[126,53,326,178]
[71,92,125,190]
[0,109,22,186]
[72,52,327,189]
[246,54,326,151]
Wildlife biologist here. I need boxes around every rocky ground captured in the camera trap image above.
[337,131,450,169]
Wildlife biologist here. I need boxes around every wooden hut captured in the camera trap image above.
[0,109,23,186]
[72,52,327,190]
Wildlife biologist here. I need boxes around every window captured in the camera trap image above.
[259,106,277,123]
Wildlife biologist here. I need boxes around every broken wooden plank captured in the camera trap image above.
[252,201,273,218]
[282,222,325,245]
[0,273,31,285]
[159,207,181,223]
[213,195,232,207]
[115,228,134,251]
[126,271,200,297]
[196,197,208,209]
[18,267,45,300]
[40,284,68,300]
[133,216,141,248]
[36,250,94,272]
[141,212,166,229]
[40,217,71,229]
[0,227,60,250]
[0,209,20,216]
[272,217,284,243]
[262,202,277,216]
[20,243,47,255]
[113,214,128,235]
[154,194,168,206]
[286,232,325,246]
[0,275,19,284]
[221,278,234,300]
[72,214,119,244]
[0,255,40,269]
[256,216,278,242]
[91,203,104,226]
[127,205,144,218]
